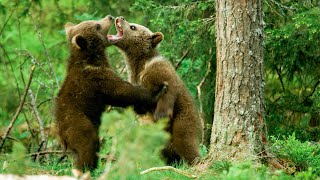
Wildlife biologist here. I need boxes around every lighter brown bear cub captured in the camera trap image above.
[55,16,158,171]
[110,17,203,165]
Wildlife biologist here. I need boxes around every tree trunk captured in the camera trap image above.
[209,0,267,162]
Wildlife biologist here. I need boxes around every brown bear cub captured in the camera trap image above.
[55,15,160,171]
[110,17,203,165]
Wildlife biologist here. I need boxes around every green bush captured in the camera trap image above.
[98,108,170,179]
[3,142,29,175]
[270,134,320,175]
[219,162,269,180]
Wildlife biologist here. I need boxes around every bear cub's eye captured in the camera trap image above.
[130,25,136,30]
[96,24,101,30]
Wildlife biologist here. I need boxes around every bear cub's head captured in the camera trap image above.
[109,16,164,54]
[65,15,117,52]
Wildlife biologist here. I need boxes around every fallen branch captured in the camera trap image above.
[140,166,197,179]
[0,65,36,151]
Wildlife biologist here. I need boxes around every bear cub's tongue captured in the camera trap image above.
[107,30,123,42]
[107,35,121,42]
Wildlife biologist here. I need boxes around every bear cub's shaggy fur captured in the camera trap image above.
[55,16,158,170]
[111,16,203,165]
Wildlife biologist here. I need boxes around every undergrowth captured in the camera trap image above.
[0,109,319,179]
[270,133,320,176]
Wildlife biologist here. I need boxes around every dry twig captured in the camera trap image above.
[32,141,44,161]
[0,42,22,97]
[19,50,51,78]
[29,12,60,89]
[196,61,211,113]
[140,166,197,179]
[302,79,320,104]
[28,89,47,153]
[0,4,17,36]
[98,137,117,180]
[6,136,23,143]
[23,112,36,139]
[28,150,69,157]
[0,65,36,151]
[175,49,191,70]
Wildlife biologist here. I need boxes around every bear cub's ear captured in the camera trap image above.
[65,22,74,39]
[65,22,74,30]
[72,34,87,50]
[151,32,164,48]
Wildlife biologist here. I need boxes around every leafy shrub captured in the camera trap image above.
[219,162,269,180]
[270,134,320,175]
[203,161,293,180]
[3,142,30,175]
[98,108,170,179]
[295,167,319,180]
[211,160,232,174]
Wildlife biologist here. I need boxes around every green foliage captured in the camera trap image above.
[202,161,297,180]
[264,2,320,141]
[200,144,208,157]
[5,142,30,175]
[211,160,232,173]
[295,167,319,180]
[219,162,269,180]
[0,0,319,178]
[270,134,320,175]
[265,7,320,80]
[99,108,170,178]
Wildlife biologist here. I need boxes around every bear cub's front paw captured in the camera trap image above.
[153,107,173,121]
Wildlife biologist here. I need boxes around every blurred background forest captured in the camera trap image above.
[0,0,319,178]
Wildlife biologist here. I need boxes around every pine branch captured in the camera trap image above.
[302,78,320,104]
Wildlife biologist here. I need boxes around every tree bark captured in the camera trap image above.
[209,0,267,162]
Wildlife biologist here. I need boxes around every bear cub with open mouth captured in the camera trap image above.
[109,16,203,165]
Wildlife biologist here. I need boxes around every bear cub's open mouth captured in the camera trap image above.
[107,17,123,42]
